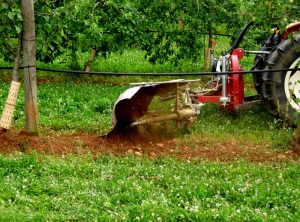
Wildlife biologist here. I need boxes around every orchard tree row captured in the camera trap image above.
[1,0,298,66]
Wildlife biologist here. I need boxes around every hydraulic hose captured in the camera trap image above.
[226,22,254,54]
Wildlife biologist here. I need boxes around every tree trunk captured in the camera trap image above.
[21,0,38,134]
[204,23,212,72]
[12,33,22,82]
[0,33,23,131]
[85,48,97,72]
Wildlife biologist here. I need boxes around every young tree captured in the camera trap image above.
[21,0,38,134]
[0,0,38,134]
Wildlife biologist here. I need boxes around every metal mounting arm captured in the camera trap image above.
[220,52,230,106]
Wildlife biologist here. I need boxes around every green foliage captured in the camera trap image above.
[0,152,299,220]
[1,0,298,66]
[0,1,23,61]
[0,0,246,66]
[33,0,144,63]
[240,0,299,44]
[133,0,241,65]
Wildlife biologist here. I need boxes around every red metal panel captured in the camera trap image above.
[198,96,221,103]
[224,49,245,110]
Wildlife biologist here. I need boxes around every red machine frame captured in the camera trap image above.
[197,49,253,111]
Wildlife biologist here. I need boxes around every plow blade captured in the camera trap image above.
[106,80,201,136]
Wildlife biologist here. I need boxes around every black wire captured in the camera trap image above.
[0,66,300,76]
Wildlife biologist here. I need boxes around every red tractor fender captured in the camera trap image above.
[282,21,300,39]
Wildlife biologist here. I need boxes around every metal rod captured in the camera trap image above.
[130,109,196,126]
[210,49,214,82]
[175,83,180,128]
[222,52,226,95]
[244,50,270,54]
[131,113,178,126]
[220,51,228,105]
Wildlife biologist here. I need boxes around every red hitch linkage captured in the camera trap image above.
[198,49,245,110]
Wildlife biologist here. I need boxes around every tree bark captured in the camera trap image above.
[12,33,23,82]
[204,22,212,72]
[21,0,38,134]
[85,48,97,72]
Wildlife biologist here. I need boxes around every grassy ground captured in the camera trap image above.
[0,152,299,221]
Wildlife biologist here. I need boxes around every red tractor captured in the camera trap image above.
[108,22,300,135]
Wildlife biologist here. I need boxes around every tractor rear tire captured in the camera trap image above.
[253,42,271,94]
[253,33,281,94]
[261,33,300,126]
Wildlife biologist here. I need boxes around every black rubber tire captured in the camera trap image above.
[253,49,269,94]
[252,34,280,94]
[261,33,300,126]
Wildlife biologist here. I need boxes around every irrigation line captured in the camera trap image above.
[0,66,300,76]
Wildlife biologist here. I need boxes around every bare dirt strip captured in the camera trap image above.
[0,128,299,162]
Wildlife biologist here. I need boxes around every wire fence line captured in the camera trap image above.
[0,66,299,76]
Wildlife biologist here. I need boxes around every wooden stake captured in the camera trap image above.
[85,48,97,72]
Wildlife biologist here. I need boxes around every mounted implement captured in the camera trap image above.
[107,22,300,136]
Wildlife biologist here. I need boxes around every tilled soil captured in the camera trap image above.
[0,128,299,162]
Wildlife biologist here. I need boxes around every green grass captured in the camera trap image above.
[0,82,128,135]
[0,152,299,221]
[190,103,293,149]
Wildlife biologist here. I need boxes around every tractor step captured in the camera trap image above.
[234,100,264,110]
[234,94,264,110]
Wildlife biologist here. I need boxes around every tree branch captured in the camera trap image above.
[3,41,17,57]
[195,0,200,18]
[35,11,53,16]
[92,2,100,19]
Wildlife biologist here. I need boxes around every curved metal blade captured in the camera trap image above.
[106,80,193,136]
